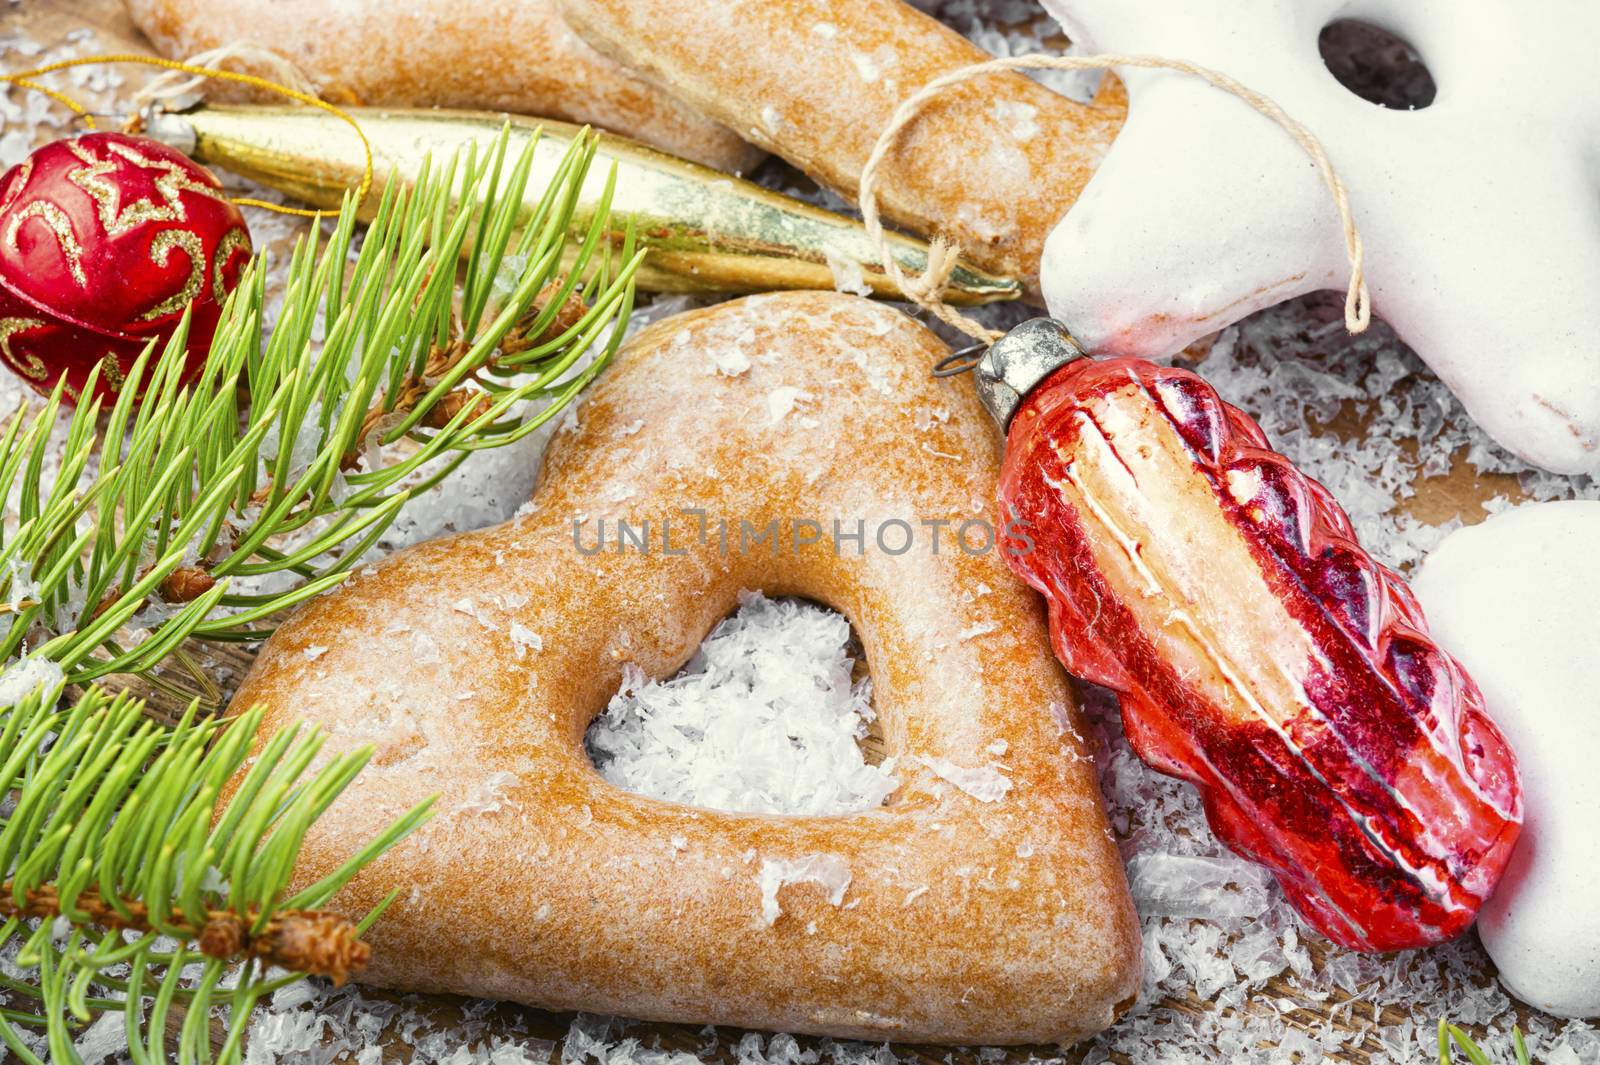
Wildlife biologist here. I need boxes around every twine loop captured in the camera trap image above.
[858,53,1372,345]
[130,43,320,112]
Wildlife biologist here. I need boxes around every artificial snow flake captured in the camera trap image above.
[824,252,872,297]
[917,756,1012,803]
[459,771,519,816]
[587,592,897,816]
[757,854,852,926]
[709,343,752,377]
[765,387,808,425]
[509,622,543,657]
[1126,852,1274,921]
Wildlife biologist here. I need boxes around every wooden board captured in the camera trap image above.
[0,2,1548,1061]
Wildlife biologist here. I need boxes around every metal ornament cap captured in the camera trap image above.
[975,317,1089,431]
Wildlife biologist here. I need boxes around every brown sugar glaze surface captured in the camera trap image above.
[230,292,1141,1046]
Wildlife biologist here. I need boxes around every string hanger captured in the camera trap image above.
[857,53,1372,347]
[0,50,372,219]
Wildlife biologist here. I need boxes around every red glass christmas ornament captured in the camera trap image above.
[0,131,252,404]
[978,319,1522,951]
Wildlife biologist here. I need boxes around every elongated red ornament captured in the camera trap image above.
[979,320,1522,951]
[0,131,252,404]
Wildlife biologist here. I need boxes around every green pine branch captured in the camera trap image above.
[0,123,641,692]
[0,680,432,1065]
[0,125,637,1059]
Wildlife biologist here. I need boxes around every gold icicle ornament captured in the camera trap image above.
[145,104,1021,305]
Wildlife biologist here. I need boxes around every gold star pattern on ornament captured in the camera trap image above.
[4,200,86,287]
[65,139,226,240]
[212,227,250,304]
[139,229,205,322]
[0,317,48,380]
[97,353,126,392]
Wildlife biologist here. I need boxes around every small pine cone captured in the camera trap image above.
[421,338,469,380]
[422,389,495,429]
[532,280,589,346]
[88,586,123,621]
[198,913,248,960]
[499,279,590,354]
[258,911,371,985]
[160,566,216,603]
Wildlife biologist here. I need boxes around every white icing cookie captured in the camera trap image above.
[1038,0,1600,475]
[1413,501,1600,1019]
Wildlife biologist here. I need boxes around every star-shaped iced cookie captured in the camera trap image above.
[1038,0,1600,475]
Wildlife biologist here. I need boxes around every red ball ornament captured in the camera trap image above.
[0,131,252,405]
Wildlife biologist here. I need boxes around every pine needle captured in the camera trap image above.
[1438,1017,1537,1065]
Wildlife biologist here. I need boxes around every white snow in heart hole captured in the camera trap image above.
[585,590,899,815]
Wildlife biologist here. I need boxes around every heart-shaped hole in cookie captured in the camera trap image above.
[585,591,896,816]
[1318,18,1437,110]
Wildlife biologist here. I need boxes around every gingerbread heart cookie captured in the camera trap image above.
[231,292,1141,1045]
